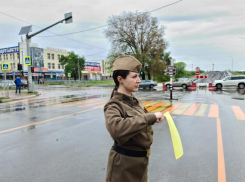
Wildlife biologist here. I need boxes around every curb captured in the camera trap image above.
[0,91,41,103]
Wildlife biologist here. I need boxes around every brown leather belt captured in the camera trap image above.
[113,142,151,158]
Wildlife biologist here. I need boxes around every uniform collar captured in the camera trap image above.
[113,91,138,107]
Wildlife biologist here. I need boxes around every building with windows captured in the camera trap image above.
[0,41,111,80]
[0,42,68,79]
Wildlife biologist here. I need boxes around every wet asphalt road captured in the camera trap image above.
[0,85,245,182]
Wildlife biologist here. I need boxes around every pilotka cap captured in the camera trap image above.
[112,55,142,73]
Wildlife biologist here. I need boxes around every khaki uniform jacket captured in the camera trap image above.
[104,91,157,182]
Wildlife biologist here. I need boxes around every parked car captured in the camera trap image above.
[21,80,28,88]
[139,80,157,88]
[0,80,16,88]
[165,78,192,89]
[212,75,245,89]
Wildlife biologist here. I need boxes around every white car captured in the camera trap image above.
[0,80,16,88]
[212,75,245,89]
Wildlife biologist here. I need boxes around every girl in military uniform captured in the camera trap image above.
[104,55,164,182]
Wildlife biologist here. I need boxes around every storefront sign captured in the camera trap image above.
[42,68,48,72]
[0,46,19,55]
[34,68,40,72]
[47,47,66,53]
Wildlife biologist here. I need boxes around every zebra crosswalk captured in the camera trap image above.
[54,98,245,121]
[143,101,245,120]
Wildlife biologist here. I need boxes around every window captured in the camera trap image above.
[17,53,19,59]
[13,63,15,70]
[52,54,54,60]
[58,64,61,69]
[58,54,60,60]
[231,77,240,80]
[10,54,12,60]
[48,63,51,69]
[47,53,50,59]
[6,54,8,60]
[0,55,1,61]
[62,65,64,69]
[13,54,15,60]
[3,55,5,60]
[10,63,13,69]
[52,63,55,69]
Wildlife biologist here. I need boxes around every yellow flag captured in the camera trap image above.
[164,111,183,159]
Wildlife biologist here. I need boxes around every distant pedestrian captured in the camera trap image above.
[38,79,40,84]
[42,79,44,84]
[39,79,42,84]
[15,76,22,94]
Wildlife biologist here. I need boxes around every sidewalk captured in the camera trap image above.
[0,90,40,103]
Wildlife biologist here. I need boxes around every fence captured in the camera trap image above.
[63,80,91,86]
[0,83,9,98]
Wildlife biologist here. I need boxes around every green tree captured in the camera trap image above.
[59,52,85,81]
[105,11,168,80]
[174,62,186,78]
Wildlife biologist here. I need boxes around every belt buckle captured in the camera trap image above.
[146,149,151,157]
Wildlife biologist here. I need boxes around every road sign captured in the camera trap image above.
[205,75,208,79]
[68,73,71,77]
[24,56,31,66]
[165,69,176,72]
[2,63,10,71]
[50,74,53,79]
[195,71,200,75]
[165,72,176,76]
[167,66,177,69]
[195,67,200,71]
[196,76,199,79]
[12,71,15,76]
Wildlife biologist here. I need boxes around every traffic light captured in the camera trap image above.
[140,71,143,75]
[31,67,34,73]
[18,63,23,70]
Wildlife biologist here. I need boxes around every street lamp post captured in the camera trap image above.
[18,12,73,92]
[228,56,233,72]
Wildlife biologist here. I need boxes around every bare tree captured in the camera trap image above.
[105,11,168,80]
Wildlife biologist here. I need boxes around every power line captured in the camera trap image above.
[149,0,183,13]
[0,11,108,50]
[171,40,245,48]
[37,25,108,37]
[0,0,183,57]
[84,50,110,57]
[36,0,183,38]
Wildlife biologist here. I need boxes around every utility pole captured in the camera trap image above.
[18,12,73,92]
[228,56,233,71]
[78,60,80,80]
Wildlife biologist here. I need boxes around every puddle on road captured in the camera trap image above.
[0,93,111,114]
[28,124,35,130]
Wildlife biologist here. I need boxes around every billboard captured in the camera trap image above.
[30,47,44,71]
[0,46,19,55]
[85,62,100,67]
[84,66,101,71]
[84,62,101,72]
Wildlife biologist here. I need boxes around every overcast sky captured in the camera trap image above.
[1,0,245,71]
